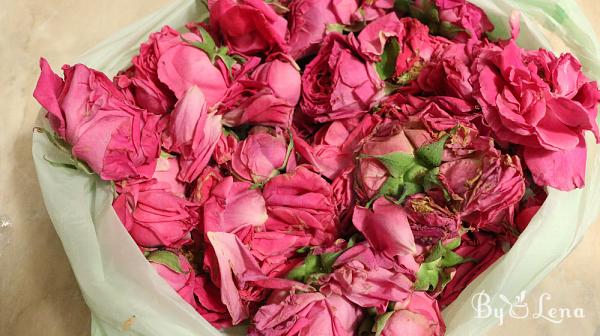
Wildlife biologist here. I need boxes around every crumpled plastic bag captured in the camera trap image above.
[31,0,600,335]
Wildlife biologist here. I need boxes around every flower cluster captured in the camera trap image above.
[33,0,598,334]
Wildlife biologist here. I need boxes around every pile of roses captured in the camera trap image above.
[33,0,599,334]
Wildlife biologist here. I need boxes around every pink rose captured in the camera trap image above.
[301,33,384,122]
[249,58,302,106]
[113,180,198,248]
[150,252,196,306]
[162,86,223,182]
[249,231,310,277]
[209,0,288,56]
[320,253,413,313]
[152,156,186,197]
[192,166,223,205]
[439,233,505,307]
[380,292,445,336]
[250,292,364,335]
[205,232,267,324]
[193,274,232,329]
[220,57,300,128]
[34,59,160,181]
[437,128,525,232]
[203,176,268,235]
[288,0,358,59]
[400,0,493,42]
[156,31,229,107]
[232,127,293,183]
[434,0,493,42]
[304,115,378,180]
[331,166,356,225]
[354,119,420,200]
[354,0,395,22]
[473,41,600,190]
[262,166,338,246]
[353,198,417,258]
[213,132,239,165]
[404,194,460,246]
[115,26,180,115]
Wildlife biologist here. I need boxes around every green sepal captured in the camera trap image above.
[414,237,470,291]
[415,134,450,168]
[147,250,184,273]
[375,37,400,81]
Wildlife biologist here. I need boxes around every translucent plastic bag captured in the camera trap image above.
[31,0,600,335]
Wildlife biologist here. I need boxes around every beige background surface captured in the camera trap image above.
[0,0,599,335]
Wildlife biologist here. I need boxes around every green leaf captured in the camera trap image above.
[326,23,346,33]
[439,21,466,39]
[374,311,395,336]
[441,250,465,268]
[395,181,423,204]
[415,134,449,168]
[320,235,359,273]
[375,37,400,81]
[182,27,244,78]
[147,250,184,273]
[287,254,322,283]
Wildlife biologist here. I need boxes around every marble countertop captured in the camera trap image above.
[1,0,599,335]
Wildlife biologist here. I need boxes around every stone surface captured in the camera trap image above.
[0,0,598,335]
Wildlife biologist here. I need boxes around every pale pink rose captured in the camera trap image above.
[150,253,196,306]
[203,176,268,235]
[209,0,288,56]
[231,127,292,183]
[353,198,417,257]
[113,180,197,248]
[250,292,364,335]
[381,292,445,336]
[34,59,160,181]
[162,86,223,182]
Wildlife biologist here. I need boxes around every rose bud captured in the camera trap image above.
[213,131,239,165]
[262,166,338,246]
[288,0,358,60]
[473,40,600,191]
[34,59,160,181]
[231,127,294,184]
[300,33,384,122]
[209,0,289,56]
[162,86,223,182]
[113,180,198,248]
[156,30,228,107]
[380,292,445,336]
[404,193,460,247]
[148,250,196,306]
[220,57,300,128]
[249,58,301,106]
[250,292,363,335]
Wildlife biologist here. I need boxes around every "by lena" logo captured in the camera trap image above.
[471,290,585,325]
